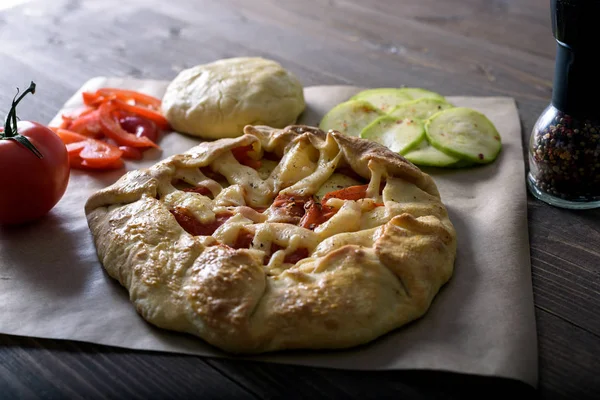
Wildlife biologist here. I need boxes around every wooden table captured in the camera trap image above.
[1,0,598,398]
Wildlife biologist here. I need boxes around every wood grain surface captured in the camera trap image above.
[1,0,599,399]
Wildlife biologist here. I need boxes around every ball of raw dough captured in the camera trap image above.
[161,57,306,139]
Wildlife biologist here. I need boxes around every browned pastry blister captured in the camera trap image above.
[85,125,457,354]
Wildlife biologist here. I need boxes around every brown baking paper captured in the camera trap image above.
[0,78,537,387]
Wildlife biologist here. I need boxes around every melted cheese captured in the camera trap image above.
[239,223,320,271]
[212,213,254,245]
[163,131,436,271]
[250,223,319,252]
[213,184,246,207]
[315,173,362,201]
[162,191,215,223]
[360,206,389,230]
[256,159,278,180]
[366,161,384,202]
[173,167,222,197]
[267,250,286,270]
[251,224,275,252]
[212,152,275,206]
[276,140,319,190]
[283,151,343,196]
[313,225,384,257]
[315,201,361,239]
[235,206,268,223]
[383,176,438,204]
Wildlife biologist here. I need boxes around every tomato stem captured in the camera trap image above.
[2,81,43,159]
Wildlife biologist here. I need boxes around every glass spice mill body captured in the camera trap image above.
[527,0,600,209]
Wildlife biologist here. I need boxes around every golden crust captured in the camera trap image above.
[85,125,457,354]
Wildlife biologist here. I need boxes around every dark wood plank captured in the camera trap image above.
[200,309,599,400]
[338,0,555,59]
[0,333,537,400]
[0,56,76,124]
[529,201,600,335]
[1,0,600,399]
[536,308,600,399]
[204,358,535,400]
[0,334,257,400]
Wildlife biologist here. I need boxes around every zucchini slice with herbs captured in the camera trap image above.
[403,138,466,168]
[360,115,425,154]
[319,100,384,137]
[350,88,413,112]
[389,98,453,121]
[425,107,502,164]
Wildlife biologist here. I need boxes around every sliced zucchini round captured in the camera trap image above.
[403,138,461,167]
[389,98,453,121]
[319,100,384,137]
[350,88,413,112]
[396,88,446,101]
[360,115,425,154]
[425,107,502,164]
[448,159,477,168]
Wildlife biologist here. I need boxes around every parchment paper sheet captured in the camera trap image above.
[0,78,538,387]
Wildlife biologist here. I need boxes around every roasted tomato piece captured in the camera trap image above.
[299,199,336,230]
[232,145,261,169]
[170,207,232,236]
[269,193,311,224]
[284,248,309,264]
[182,185,213,197]
[232,229,255,249]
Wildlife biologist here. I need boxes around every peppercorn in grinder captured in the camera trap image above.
[527,0,600,209]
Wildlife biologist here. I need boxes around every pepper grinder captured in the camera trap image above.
[527,0,600,209]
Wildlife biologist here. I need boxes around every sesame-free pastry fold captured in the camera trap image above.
[85,124,457,354]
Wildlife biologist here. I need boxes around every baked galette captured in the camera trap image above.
[85,125,456,354]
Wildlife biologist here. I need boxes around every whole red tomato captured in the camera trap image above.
[0,82,70,225]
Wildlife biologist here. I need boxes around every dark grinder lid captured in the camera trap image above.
[551,0,600,117]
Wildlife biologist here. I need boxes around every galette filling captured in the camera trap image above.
[167,145,387,266]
